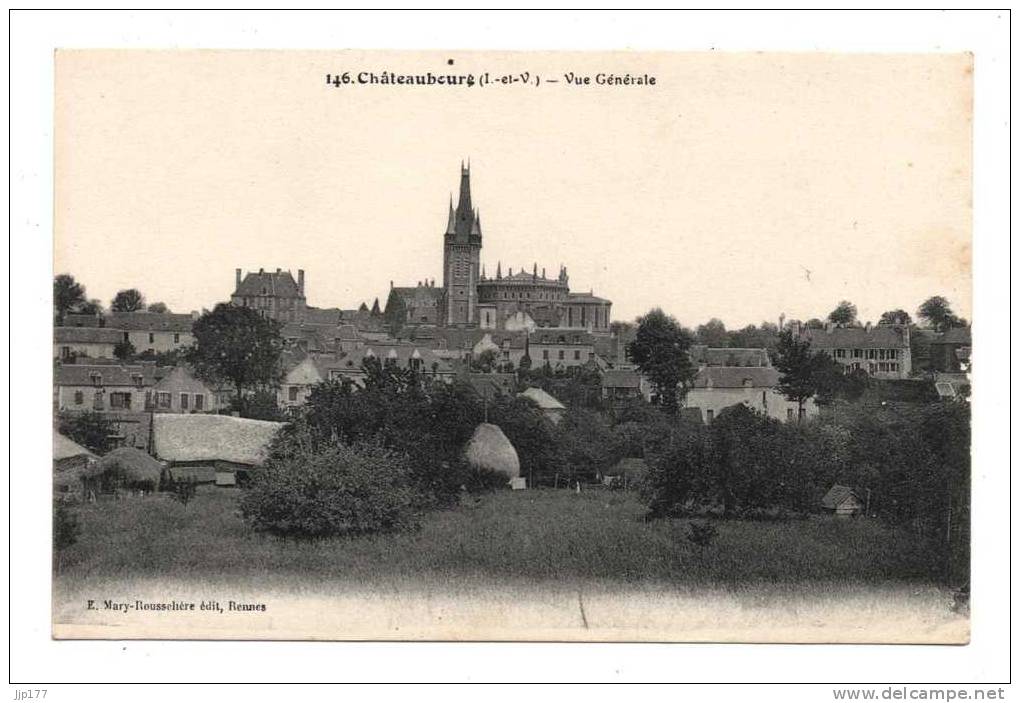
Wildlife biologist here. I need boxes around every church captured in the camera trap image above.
[385,164,612,335]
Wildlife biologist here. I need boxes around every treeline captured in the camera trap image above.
[640,401,970,581]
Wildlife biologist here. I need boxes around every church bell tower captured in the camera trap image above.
[443,162,482,325]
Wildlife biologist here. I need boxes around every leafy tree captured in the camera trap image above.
[879,309,912,326]
[383,289,407,335]
[555,409,613,485]
[641,420,713,518]
[773,329,818,420]
[918,296,964,332]
[626,308,697,412]
[111,288,145,313]
[147,302,169,313]
[471,348,498,373]
[113,340,136,361]
[54,274,86,324]
[695,318,729,347]
[78,299,103,315]
[58,411,117,454]
[186,303,284,407]
[804,318,825,329]
[827,300,858,327]
[241,437,417,537]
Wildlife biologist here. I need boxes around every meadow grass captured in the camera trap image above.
[55,486,943,592]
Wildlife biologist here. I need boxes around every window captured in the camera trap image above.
[89,372,102,386]
[148,332,155,344]
[61,346,71,359]
[574,350,581,360]
[558,350,565,360]
[787,408,794,421]
[157,392,172,409]
[132,374,144,388]
[74,391,84,405]
[706,409,714,422]
[174,333,180,343]
[853,349,862,359]
[194,394,204,411]
[93,391,104,410]
[110,392,131,409]
[542,350,549,360]
[180,393,189,410]
[123,332,130,343]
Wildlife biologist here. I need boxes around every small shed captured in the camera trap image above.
[53,432,98,500]
[463,423,520,480]
[518,387,567,424]
[821,484,865,517]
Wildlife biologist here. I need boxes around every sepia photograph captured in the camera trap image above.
[44,46,980,645]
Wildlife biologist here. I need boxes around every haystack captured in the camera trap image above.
[463,423,520,479]
[53,432,98,489]
[98,447,165,486]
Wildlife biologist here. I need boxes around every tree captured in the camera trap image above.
[78,299,103,315]
[383,290,407,335]
[878,309,912,326]
[111,288,145,313]
[113,340,136,361]
[147,302,169,313]
[918,296,964,332]
[626,308,696,412]
[695,318,729,347]
[471,349,498,373]
[58,411,117,454]
[54,274,86,324]
[804,318,825,329]
[827,300,858,327]
[774,329,821,420]
[186,303,284,408]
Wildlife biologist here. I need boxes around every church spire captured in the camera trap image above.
[454,162,474,241]
[445,195,456,235]
[471,208,482,236]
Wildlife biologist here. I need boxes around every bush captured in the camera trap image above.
[54,502,81,551]
[170,477,198,507]
[240,438,418,538]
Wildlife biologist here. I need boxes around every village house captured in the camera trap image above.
[278,355,332,408]
[54,363,159,413]
[106,312,196,355]
[527,328,596,370]
[798,323,912,379]
[682,366,818,424]
[54,327,122,360]
[150,366,218,414]
[601,368,653,402]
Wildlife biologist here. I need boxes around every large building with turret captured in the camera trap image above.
[386,164,612,334]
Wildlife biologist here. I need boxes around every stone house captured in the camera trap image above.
[682,366,818,424]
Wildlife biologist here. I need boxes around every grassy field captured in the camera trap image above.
[52,487,965,642]
[57,485,943,587]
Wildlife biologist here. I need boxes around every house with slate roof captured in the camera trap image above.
[681,366,818,424]
[798,323,912,379]
[231,267,307,323]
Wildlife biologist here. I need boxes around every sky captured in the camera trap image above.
[54,50,972,329]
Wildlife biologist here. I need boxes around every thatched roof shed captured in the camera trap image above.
[152,414,285,466]
[53,432,98,488]
[463,423,520,479]
[98,447,164,485]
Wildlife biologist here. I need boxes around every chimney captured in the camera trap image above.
[276,267,281,274]
[865,321,872,332]
[259,267,265,275]
[298,269,305,294]
[235,268,242,288]
[825,322,833,333]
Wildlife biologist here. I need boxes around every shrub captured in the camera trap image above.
[53,502,81,551]
[170,477,198,507]
[686,520,718,550]
[240,438,418,538]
